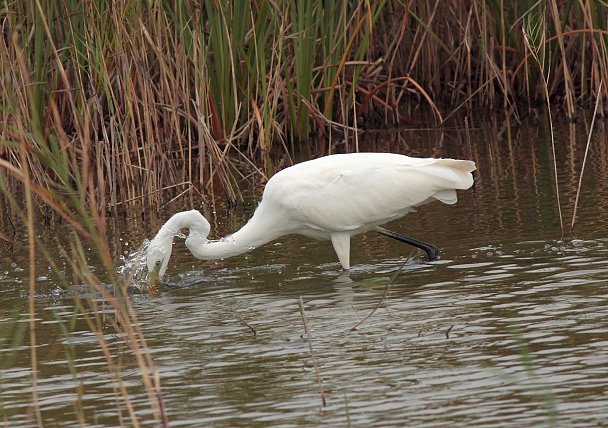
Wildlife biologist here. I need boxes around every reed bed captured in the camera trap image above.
[0,163,166,424]
[1,0,607,212]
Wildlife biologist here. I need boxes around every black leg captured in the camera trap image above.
[374,226,438,261]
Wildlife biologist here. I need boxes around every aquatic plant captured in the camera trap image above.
[1,0,607,212]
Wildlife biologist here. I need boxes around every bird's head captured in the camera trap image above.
[146,232,174,289]
[146,210,210,288]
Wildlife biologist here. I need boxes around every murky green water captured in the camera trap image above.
[2,118,608,426]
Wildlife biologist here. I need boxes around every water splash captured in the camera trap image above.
[117,239,152,292]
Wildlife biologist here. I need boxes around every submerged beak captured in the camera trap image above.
[147,260,163,294]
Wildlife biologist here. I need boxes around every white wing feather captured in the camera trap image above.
[261,153,474,237]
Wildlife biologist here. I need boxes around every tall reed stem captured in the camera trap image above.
[571,81,603,234]
[21,146,42,425]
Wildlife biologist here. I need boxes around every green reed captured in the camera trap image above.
[1,1,167,419]
[2,0,607,212]
[509,328,560,426]
[0,153,167,425]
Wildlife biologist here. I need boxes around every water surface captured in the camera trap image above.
[2,118,608,426]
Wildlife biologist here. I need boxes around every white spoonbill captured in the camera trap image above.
[146,153,476,282]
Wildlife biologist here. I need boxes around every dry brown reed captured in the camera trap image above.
[1,1,607,213]
[298,296,326,407]
[0,170,167,425]
[571,81,603,234]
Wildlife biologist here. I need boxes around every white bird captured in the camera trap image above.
[146,153,476,283]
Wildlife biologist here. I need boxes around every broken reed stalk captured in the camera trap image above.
[445,324,454,339]
[351,261,406,331]
[227,307,257,336]
[298,296,326,407]
[155,371,169,428]
[571,81,603,235]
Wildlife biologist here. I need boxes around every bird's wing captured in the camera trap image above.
[264,155,474,235]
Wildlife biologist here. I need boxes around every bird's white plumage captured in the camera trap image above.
[146,153,476,278]
[266,153,473,237]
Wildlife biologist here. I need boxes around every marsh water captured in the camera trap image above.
[2,117,608,427]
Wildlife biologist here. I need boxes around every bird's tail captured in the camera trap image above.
[416,159,476,204]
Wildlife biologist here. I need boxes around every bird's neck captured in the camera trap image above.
[160,210,209,237]
[186,216,279,260]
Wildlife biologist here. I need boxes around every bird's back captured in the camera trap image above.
[255,153,475,239]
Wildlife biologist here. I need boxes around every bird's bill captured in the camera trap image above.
[147,260,162,293]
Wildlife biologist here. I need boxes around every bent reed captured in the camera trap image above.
[1,0,607,213]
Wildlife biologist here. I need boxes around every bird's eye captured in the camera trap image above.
[155,260,161,267]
